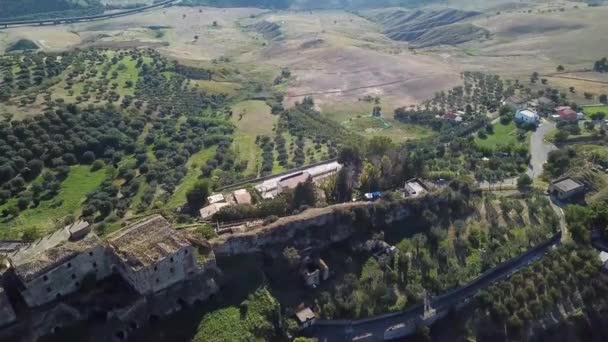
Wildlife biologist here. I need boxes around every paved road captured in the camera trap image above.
[305,235,560,341]
[527,119,557,178]
[477,119,556,190]
[0,0,177,28]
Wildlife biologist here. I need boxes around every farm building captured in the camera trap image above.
[515,108,539,125]
[200,202,230,220]
[549,177,585,201]
[295,307,317,328]
[277,172,312,194]
[551,106,583,121]
[404,178,429,197]
[232,189,252,205]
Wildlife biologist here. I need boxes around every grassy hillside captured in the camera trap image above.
[0,166,109,238]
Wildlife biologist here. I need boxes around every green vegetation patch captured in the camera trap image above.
[191,80,241,96]
[193,287,280,342]
[583,105,608,117]
[5,39,39,53]
[167,147,217,209]
[231,100,276,174]
[475,121,527,149]
[0,166,108,238]
[343,115,435,142]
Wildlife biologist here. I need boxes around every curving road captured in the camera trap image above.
[527,119,557,178]
[477,118,557,190]
[304,235,561,341]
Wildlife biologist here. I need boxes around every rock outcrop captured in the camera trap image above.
[211,199,415,257]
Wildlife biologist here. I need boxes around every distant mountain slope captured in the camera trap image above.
[180,0,445,9]
[367,8,488,47]
[0,0,104,21]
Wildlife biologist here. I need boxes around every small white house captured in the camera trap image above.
[515,108,539,125]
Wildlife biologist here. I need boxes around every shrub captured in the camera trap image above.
[91,160,105,172]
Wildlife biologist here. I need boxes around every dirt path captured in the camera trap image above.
[543,74,608,85]
[286,74,442,98]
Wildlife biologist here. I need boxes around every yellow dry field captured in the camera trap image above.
[2,2,607,113]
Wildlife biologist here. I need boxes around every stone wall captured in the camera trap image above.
[21,243,110,308]
[0,289,15,328]
[109,245,197,295]
[211,198,416,257]
[0,259,221,342]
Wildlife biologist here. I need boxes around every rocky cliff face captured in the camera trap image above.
[211,199,415,257]
[366,8,487,47]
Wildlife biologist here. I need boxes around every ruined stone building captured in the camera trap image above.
[107,215,201,295]
[0,215,215,323]
[300,257,329,288]
[5,227,110,307]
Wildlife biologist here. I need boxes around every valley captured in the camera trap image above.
[0,1,608,342]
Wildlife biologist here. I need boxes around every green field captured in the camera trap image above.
[343,115,435,142]
[475,121,526,149]
[50,51,145,104]
[0,166,108,238]
[231,100,276,174]
[167,147,217,209]
[191,80,241,96]
[322,102,434,143]
[583,105,608,117]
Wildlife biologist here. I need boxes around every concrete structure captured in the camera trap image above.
[200,202,230,220]
[107,215,201,295]
[67,220,91,241]
[295,307,317,328]
[549,177,585,201]
[0,241,29,254]
[300,257,329,288]
[207,194,225,205]
[7,232,110,307]
[277,172,312,194]
[404,178,429,197]
[232,189,252,205]
[515,108,539,125]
